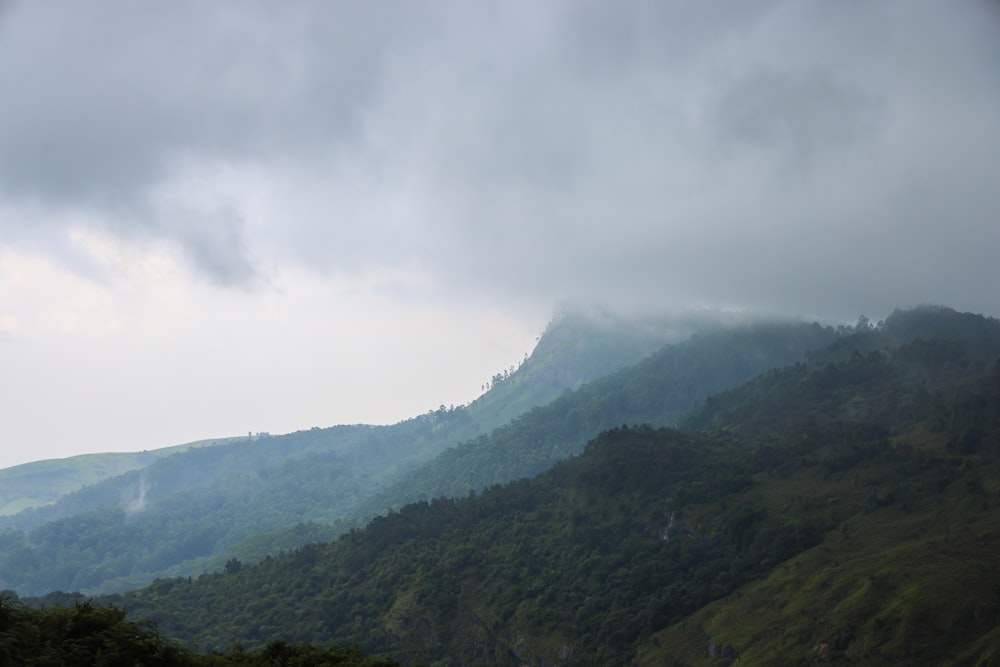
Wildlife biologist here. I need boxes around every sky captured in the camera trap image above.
[1,1,999,469]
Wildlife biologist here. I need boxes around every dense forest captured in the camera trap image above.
[95,425,837,663]
[7,305,1000,665]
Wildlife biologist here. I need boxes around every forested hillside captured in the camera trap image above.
[682,306,1000,437]
[0,309,696,596]
[72,306,1000,666]
[359,319,837,516]
[105,426,819,662]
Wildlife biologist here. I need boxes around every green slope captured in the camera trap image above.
[642,506,1000,666]
[110,427,801,661]
[110,413,1000,665]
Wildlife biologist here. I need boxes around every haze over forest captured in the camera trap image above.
[1,0,999,468]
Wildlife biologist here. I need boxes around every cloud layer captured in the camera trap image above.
[2,0,999,318]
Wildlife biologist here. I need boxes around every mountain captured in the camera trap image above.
[357,318,837,517]
[75,305,1000,666]
[0,308,691,596]
[0,438,233,516]
[460,307,700,427]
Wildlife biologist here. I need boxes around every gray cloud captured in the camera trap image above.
[708,68,881,171]
[1,0,998,318]
[0,1,391,200]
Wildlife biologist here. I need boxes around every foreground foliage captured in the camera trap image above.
[0,597,398,666]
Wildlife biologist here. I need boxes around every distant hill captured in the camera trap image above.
[93,306,1000,665]
[0,438,235,516]
[0,308,691,596]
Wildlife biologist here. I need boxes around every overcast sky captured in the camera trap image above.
[1,1,998,468]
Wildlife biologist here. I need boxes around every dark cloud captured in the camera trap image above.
[0,1,394,201]
[1,0,998,318]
